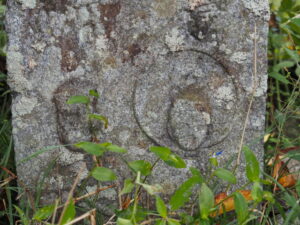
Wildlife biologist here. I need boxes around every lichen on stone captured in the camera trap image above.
[14,96,38,116]
[165,27,185,51]
[7,51,31,92]
[230,52,250,64]
[153,0,177,17]
[242,0,270,20]
[16,0,36,9]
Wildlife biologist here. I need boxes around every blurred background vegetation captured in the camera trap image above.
[0,0,299,224]
[267,0,300,157]
[0,0,13,224]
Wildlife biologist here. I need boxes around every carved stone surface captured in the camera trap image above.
[7,0,269,213]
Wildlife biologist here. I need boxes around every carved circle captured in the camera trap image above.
[133,51,238,152]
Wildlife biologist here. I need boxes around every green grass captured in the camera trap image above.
[0,1,15,224]
[0,62,15,225]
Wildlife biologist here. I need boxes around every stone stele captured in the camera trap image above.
[7,0,269,213]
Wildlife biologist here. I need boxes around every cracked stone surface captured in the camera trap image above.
[6,0,269,214]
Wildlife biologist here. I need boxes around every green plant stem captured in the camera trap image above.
[5,184,13,225]
[137,158,160,195]
[127,157,161,223]
[86,103,96,141]
[131,186,139,225]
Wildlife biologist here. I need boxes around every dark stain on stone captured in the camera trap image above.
[187,4,218,41]
[210,76,225,89]
[135,10,148,19]
[122,43,142,64]
[137,140,148,149]
[98,2,121,39]
[91,59,102,72]
[27,11,42,34]
[188,12,210,40]
[137,33,150,42]
[58,35,84,72]
[177,85,212,114]
[42,0,70,13]
[104,56,117,68]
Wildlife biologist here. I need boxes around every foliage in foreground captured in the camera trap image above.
[9,91,299,225]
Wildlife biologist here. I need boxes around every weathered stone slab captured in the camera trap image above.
[7,0,269,212]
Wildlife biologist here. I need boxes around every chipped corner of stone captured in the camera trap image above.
[242,0,270,20]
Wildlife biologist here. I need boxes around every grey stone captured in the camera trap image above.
[6,0,269,213]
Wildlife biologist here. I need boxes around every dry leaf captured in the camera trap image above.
[277,174,296,189]
[210,190,252,217]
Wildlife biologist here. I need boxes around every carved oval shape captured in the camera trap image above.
[133,51,238,153]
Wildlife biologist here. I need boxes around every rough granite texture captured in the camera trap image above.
[7,0,269,213]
